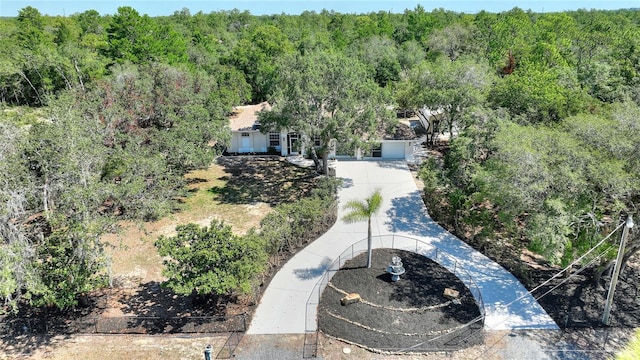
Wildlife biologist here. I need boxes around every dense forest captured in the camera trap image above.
[0,5,639,313]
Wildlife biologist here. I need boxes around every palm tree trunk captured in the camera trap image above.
[367,217,372,268]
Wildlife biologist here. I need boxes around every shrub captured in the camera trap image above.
[259,176,338,256]
[155,220,267,296]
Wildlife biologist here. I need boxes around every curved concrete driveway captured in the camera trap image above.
[248,160,558,334]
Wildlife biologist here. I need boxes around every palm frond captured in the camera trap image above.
[342,200,368,223]
[341,189,383,223]
[368,189,383,213]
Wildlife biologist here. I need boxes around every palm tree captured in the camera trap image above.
[342,189,383,269]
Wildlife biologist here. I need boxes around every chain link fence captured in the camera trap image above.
[304,234,485,356]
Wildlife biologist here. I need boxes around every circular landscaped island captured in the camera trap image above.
[318,248,484,353]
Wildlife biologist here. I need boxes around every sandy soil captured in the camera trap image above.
[1,333,229,360]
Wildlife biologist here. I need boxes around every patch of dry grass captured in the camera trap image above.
[103,156,316,284]
[103,160,267,283]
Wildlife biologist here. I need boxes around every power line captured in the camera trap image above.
[476,220,628,359]
[399,223,625,355]
[494,221,625,314]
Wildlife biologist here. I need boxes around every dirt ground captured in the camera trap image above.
[101,157,293,285]
[97,156,319,316]
[525,255,640,329]
[1,333,230,360]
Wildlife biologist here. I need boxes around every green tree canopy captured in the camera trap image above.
[401,55,494,136]
[106,6,187,64]
[259,50,395,173]
[351,35,402,87]
[226,24,294,102]
[489,66,580,123]
[477,102,640,265]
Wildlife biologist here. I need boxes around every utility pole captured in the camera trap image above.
[602,215,634,325]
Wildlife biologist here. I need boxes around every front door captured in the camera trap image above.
[241,132,251,150]
[287,133,299,155]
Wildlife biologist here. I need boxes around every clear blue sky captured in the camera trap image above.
[1,0,638,17]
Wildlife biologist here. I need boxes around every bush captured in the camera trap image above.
[259,176,338,256]
[155,220,267,296]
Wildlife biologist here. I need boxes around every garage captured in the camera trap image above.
[381,142,406,159]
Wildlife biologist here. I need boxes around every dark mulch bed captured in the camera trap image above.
[525,262,640,329]
[318,248,483,353]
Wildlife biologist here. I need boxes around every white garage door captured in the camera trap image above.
[382,142,405,159]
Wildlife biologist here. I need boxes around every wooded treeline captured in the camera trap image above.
[1,5,639,311]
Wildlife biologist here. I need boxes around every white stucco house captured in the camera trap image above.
[227,102,301,156]
[226,102,418,160]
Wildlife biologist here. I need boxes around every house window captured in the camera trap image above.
[241,132,250,137]
[269,132,280,146]
[372,145,382,158]
[313,136,321,147]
